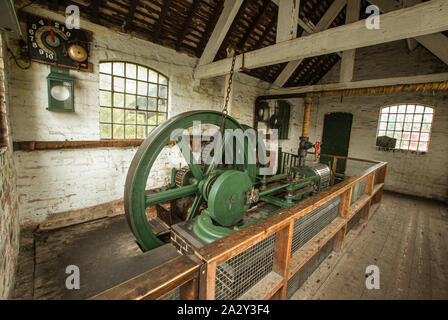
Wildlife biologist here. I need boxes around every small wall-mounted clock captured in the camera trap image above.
[26,14,92,72]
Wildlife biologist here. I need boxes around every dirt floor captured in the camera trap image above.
[11,216,179,300]
[290,192,448,300]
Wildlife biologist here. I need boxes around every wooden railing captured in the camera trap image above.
[91,155,387,300]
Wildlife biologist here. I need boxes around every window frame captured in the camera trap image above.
[98,60,169,140]
[376,103,434,152]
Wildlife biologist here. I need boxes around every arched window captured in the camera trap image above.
[377,104,434,152]
[98,61,168,140]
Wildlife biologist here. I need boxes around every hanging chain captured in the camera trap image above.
[221,53,237,116]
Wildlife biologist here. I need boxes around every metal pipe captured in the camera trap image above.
[259,183,291,197]
[302,95,312,137]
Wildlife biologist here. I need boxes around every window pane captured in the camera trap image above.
[398,105,406,113]
[137,126,146,139]
[425,107,433,114]
[380,114,388,122]
[415,105,424,113]
[159,75,167,85]
[390,106,397,113]
[421,124,431,133]
[125,94,136,109]
[99,74,111,90]
[100,91,111,107]
[418,142,428,152]
[158,113,166,124]
[405,114,413,122]
[412,123,421,131]
[407,105,415,113]
[382,107,390,114]
[125,125,136,139]
[138,81,147,96]
[403,132,411,140]
[100,123,112,139]
[386,131,394,137]
[158,99,167,112]
[411,133,420,141]
[113,124,124,139]
[378,130,386,136]
[404,122,412,131]
[125,110,136,124]
[409,141,418,151]
[149,70,158,82]
[423,114,433,123]
[393,132,402,140]
[389,114,396,122]
[100,107,111,122]
[114,77,125,92]
[148,112,158,125]
[148,84,158,97]
[396,114,404,123]
[148,98,157,111]
[138,66,147,81]
[126,79,136,94]
[420,133,429,142]
[379,122,387,130]
[113,109,124,124]
[395,122,403,131]
[126,63,137,79]
[137,112,146,125]
[100,62,112,74]
[387,123,395,131]
[114,93,124,108]
[159,85,168,99]
[113,62,125,76]
[401,140,409,150]
[136,96,147,110]
[413,114,422,123]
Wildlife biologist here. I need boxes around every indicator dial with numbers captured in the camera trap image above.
[27,14,91,71]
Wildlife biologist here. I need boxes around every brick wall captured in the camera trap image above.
[0,34,20,299]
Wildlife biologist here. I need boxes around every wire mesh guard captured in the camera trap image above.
[159,287,181,300]
[374,169,381,185]
[215,235,276,300]
[286,237,335,299]
[351,179,367,205]
[290,196,341,257]
[346,207,364,234]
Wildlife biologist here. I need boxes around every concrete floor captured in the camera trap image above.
[12,216,179,300]
[291,192,448,300]
[11,191,448,300]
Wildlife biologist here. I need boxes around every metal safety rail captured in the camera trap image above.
[91,155,387,300]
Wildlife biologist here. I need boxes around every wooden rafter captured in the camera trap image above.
[196,0,224,57]
[176,0,200,51]
[195,1,448,79]
[237,0,271,50]
[254,17,276,50]
[153,0,173,43]
[124,0,139,31]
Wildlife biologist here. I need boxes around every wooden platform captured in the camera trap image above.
[12,216,179,300]
[290,192,448,300]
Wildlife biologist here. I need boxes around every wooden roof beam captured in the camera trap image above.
[273,0,347,87]
[176,0,200,51]
[198,0,243,66]
[237,0,271,50]
[194,1,448,79]
[153,0,173,43]
[339,0,361,83]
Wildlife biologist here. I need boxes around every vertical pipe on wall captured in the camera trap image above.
[302,95,312,137]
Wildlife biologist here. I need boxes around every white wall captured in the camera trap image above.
[8,5,269,226]
[306,40,448,201]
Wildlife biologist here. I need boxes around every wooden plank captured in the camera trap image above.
[268,73,448,95]
[237,271,283,300]
[237,0,271,50]
[276,0,299,43]
[90,255,201,300]
[273,222,294,299]
[198,0,243,66]
[196,0,224,56]
[204,261,217,300]
[195,1,448,79]
[288,217,346,279]
[176,0,200,51]
[153,0,173,42]
[339,0,361,83]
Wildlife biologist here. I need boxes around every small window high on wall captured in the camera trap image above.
[99,61,168,140]
[377,104,434,152]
